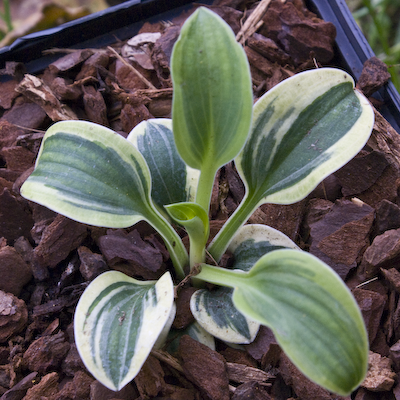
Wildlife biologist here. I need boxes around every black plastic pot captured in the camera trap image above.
[0,0,399,132]
[306,0,400,133]
[0,0,203,74]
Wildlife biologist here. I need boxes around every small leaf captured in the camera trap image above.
[165,202,210,268]
[74,271,175,391]
[191,287,260,344]
[191,225,299,344]
[127,119,199,208]
[228,224,300,271]
[195,250,368,395]
[165,202,209,246]
[21,120,154,228]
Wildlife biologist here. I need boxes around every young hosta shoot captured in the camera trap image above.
[21,6,374,395]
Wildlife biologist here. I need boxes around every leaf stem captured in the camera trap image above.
[195,263,246,288]
[189,241,206,271]
[195,167,216,215]
[208,193,259,262]
[146,210,188,280]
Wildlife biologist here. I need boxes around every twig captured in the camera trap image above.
[12,124,45,134]
[43,47,107,55]
[107,46,156,90]
[356,276,379,288]
[174,264,202,298]
[236,0,272,45]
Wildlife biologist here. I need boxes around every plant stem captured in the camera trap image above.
[189,241,205,271]
[195,263,246,288]
[195,167,216,215]
[146,209,188,280]
[207,192,259,262]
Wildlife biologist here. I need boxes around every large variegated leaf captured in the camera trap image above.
[127,119,199,208]
[191,224,299,343]
[238,68,373,205]
[20,120,188,278]
[74,271,175,391]
[195,249,368,396]
[21,120,154,228]
[171,7,253,210]
[209,68,374,261]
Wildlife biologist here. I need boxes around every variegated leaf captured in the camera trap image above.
[191,224,298,343]
[237,68,373,205]
[21,120,154,228]
[209,68,374,261]
[74,271,175,391]
[191,287,259,344]
[195,250,369,396]
[127,119,199,208]
[20,120,188,278]
[228,224,300,271]
[171,7,252,210]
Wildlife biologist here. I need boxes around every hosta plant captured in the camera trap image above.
[21,7,374,396]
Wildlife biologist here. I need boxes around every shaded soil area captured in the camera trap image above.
[0,0,399,399]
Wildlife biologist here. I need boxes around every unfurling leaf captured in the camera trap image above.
[171,7,253,210]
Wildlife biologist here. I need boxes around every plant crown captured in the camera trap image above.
[21,7,374,396]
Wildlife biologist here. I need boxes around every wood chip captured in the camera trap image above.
[226,362,273,384]
[16,74,78,121]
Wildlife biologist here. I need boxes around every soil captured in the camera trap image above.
[0,0,399,399]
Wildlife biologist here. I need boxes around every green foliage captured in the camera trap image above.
[196,249,368,395]
[348,0,400,90]
[0,0,12,39]
[21,7,374,396]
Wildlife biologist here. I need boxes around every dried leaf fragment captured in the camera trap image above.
[122,32,162,70]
